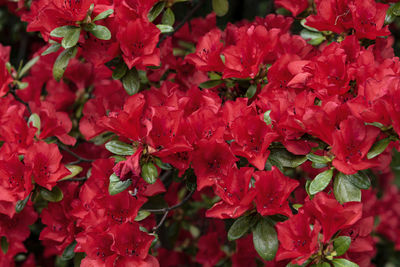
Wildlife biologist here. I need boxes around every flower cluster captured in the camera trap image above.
[0,0,400,266]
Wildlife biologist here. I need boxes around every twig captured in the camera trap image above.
[152,210,170,232]
[146,189,195,214]
[57,142,94,163]
[157,0,205,47]
[9,85,32,115]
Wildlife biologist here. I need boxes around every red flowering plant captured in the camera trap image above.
[1,0,400,266]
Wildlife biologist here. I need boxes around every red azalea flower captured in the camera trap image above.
[254,167,299,217]
[0,44,12,97]
[275,0,309,17]
[117,18,160,69]
[24,141,70,190]
[276,210,321,265]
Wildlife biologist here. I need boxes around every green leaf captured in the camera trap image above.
[1,236,8,254]
[309,169,333,195]
[392,2,400,16]
[148,1,166,22]
[50,26,80,38]
[367,138,391,159]
[112,61,128,80]
[142,162,158,184]
[135,210,151,221]
[61,241,76,261]
[199,79,223,89]
[18,56,40,79]
[89,25,111,40]
[40,186,64,202]
[263,110,272,125]
[108,173,132,195]
[162,8,175,26]
[122,68,140,95]
[268,148,307,169]
[344,171,371,190]
[28,113,41,136]
[332,258,359,267]
[105,140,135,156]
[306,153,330,164]
[212,0,229,17]
[228,215,254,241]
[42,43,61,56]
[60,165,83,180]
[300,19,320,32]
[333,236,351,256]
[245,84,257,98]
[93,9,114,22]
[154,157,173,170]
[61,27,81,49]
[15,194,30,213]
[300,29,325,46]
[15,81,29,89]
[53,46,77,81]
[156,24,174,33]
[252,217,278,261]
[334,173,361,204]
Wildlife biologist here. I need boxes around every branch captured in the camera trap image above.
[57,142,94,163]
[146,189,195,214]
[157,0,205,47]
[9,85,32,115]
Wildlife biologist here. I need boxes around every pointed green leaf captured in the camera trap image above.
[162,8,175,26]
[309,169,333,195]
[53,46,77,81]
[61,240,76,261]
[154,157,173,170]
[156,24,174,33]
[1,236,8,254]
[263,110,272,125]
[40,186,64,202]
[112,62,128,80]
[228,215,253,241]
[122,68,140,95]
[334,173,361,204]
[344,171,371,189]
[332,258,359,267]
[333,236,351,256]
[306,153,330,164]
[300,29,325,46]
[142,162,158,184]
[15,194,30,213]
[199,79,223,89]
[50,26,80,38]
[105,140,135,156]
[135,210,151,221]
[367,138,391,159]
[42,43,61,56]
[268,148,307,169]
[89,25,111,40]
[93,9,114,22]
[28,113,41,136]
[61,27,81,49]
[252,217,278,261]
[212,0,229,17]
[18,56,40,79]
[148,1,166,22]
[60,165,83,180]
[109,173,132,195]
[300,19,320,32]
[245,84,257,98]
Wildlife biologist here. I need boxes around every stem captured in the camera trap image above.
[152,210,169,232]
[57,142,94,163]
[146,189,195,214]
[9,85,32,115]
[157,0,205,47]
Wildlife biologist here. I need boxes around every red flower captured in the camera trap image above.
[195,231,226,267]
[304,192,362,243]
[191,140,237,190]
[117,18,160,69]
[254,167,299,217]
[24,141,70,190]
[276,210,321,265]
[275,0,309,17]
[0,44,12,97]
[331,116,380,174]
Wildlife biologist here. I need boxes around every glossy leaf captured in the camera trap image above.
[334,173,361,204]
[93,9,114,22]
[252,217,278,261]
[105,140,135,156]
[108,173,132,195]
[122,68,140,95]
[332,258,359,267]
[148,1,166,22]
[228,215,253,241]
[53,46,77,81]
[333,236,351,256]
[40,186,64,202]
[367,138,391,159]
[89,25,111,40]
[142,162,158,184]
[309,169,333,195]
